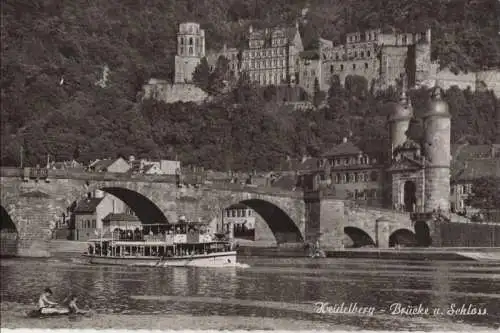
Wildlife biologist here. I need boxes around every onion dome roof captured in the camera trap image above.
[424,86,450,117]
[387,91,413,122]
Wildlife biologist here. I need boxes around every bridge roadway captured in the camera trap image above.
[0,167,419,257]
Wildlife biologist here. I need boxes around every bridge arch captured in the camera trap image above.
[98,187,168,224]
[344,226,375,248]
[388,228,417,247]
[1,205,18,257]
[240,199,303,243]
[223,198,304,244]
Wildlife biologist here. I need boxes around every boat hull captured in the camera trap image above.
[83,251,237,267]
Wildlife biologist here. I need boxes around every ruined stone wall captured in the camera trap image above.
[142,81,208,104]
[175,56,201,83]
[476,70,500,97]
[321,57,379,90]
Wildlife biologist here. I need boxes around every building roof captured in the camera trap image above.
[102,213,141,222]
[226,203,248,210]
[143,164,157,173]
[322,140,363,157]
[453,158,500,182]
[271,174,297,190]
[74,198,103,213]
[89,159,116,171]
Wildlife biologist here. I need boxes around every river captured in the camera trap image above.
[1,256,499,330]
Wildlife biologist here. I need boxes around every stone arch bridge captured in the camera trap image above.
[0,168,417,257]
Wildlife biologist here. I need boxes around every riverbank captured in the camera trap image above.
[0,302,347,330]
[1,301,495,331]
[238,245,500,261]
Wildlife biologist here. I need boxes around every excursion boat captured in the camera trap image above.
[83,221,237,267]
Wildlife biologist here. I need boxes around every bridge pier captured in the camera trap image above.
[304,191,344,250]
[375,217,391,248]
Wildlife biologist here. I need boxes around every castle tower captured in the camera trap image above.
[423,85,451,213]
[174,22,206,83]
[387,90,413,156]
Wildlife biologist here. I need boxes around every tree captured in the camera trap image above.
[312,77,325,107]
[208,56,230,96]
[192,57,211,92]
[465,177,500,221]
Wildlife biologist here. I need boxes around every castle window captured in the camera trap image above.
[365,63,369,69]
[352,64,356,70]
[330,65,334,73]
[189,37,193,45]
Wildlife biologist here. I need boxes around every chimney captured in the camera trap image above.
[343,137,348,143]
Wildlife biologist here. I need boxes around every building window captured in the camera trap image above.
[335,173,340,184]
[232,210,236,217]
[340,64,344,71]
[335,53,339,60]
[354,51,358,58]
[189,47,193,55]
[367,50,371,57]
[360,51,364,57]
[311,70,315,76]
[402,35,407,44]
[365,63,369,69]
[352,63,356,70]
[330,65,334,73]
[370,171,378,182]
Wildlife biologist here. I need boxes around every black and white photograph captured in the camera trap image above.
[1,0,500,331]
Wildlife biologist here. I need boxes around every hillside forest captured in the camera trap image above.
[1,0,499,170]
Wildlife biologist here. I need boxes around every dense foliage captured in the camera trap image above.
[1,0,499,170]
[465,177,500,220]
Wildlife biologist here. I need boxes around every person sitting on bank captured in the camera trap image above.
[65,294,88,314]
[38,288,58,313]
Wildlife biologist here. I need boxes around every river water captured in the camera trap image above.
[1,256,499,330]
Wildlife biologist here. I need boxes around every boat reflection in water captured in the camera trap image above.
[83,220,237,267]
